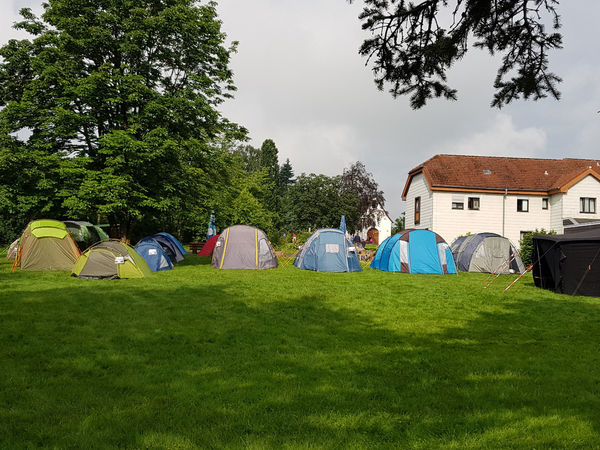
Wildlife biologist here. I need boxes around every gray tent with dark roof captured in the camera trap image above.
[211,225,277,270]
[451,232,524,274]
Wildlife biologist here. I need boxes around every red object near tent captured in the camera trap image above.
[198,234,220,256]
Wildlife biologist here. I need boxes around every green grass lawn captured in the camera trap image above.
[2,254,600,448]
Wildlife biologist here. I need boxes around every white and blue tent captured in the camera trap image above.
[371,229,456,274]
[135,238,174,272]
[294,228,361,272]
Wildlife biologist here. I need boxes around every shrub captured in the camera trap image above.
[519,229,557,266]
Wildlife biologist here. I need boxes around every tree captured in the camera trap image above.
[279,158,295,194]
[339,161,385,231]
[352,0,563,108]
[259,139,281,215]
[232,144,262,173]
[391,213,405,235]
[284,173,358,232]
[0,0,242,239]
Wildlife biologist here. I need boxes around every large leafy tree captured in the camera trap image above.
[285,173,358,232]
[339,161,385,231]
[352,0,562,108]
[0,0,242,239]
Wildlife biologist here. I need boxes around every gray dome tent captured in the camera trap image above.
[211,225,278,270]
[451,232,524,273]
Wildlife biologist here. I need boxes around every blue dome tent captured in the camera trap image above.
[152,233,185,263]
[294,228,361,272]
[135,238,174,272]
[155,232,187,256]
[371,229,456,274]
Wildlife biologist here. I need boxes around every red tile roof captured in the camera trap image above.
[402,155,600,199]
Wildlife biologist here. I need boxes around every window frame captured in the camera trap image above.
[542,198,549,210]
[452,201,464,210]
[414,196,421,225]
[517,199,529,212]
[580,197,596,214]
[468,197,480,210]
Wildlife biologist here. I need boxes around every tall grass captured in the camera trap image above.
[2,255,600,448]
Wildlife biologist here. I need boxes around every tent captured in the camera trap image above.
[6,238,19,261]
[12,219,80,271]
[154,232,187,257]
[294,228,361,272]
[135,238,173,272]
[72,240,151,279]
[451,232,524,273]
[198,234,220,256]
[152,233,185,263]
[64,220,109,250]
[211,225,277,270]
[532,231,600,297]
[371,229,457,274]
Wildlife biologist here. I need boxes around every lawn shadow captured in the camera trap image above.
[2,281,600,447]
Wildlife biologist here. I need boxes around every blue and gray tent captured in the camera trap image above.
[135,238,174,272]
[294,228,361,272]
[371,229,456,274]
[152,233,185,263]
[451,232,524,273]
[154,232,186,256]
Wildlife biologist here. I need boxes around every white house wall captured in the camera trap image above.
[563,175,600,221]
[550,194,564,233]
[405,173,433,230]
[431,192,553,247]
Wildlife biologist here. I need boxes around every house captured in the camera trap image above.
[357,205,392,245]
[402,155,600,247]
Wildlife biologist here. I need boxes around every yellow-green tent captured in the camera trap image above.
[12,219,80,271]
[72,240,151,279]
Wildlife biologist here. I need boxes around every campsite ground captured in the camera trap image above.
[2,253,600,448]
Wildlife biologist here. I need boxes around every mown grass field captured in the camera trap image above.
[2,253,600,448]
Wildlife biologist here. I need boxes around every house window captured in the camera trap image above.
[468,197,480,210]
[517,199,529,212]
[542,198,549,210]
[414,197,421,225]
[452,201,464,210]
[580,197,596,214]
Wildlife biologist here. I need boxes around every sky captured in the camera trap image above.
[4,1,600,220]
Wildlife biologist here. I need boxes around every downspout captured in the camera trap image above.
[502,188,507,237]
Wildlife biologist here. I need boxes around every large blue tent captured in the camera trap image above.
[371,229,456,274]
[294,228,361,272]
[135,238,174,272]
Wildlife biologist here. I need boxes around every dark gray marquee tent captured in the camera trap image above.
[532,231,600,297]
[451,232,524,274]
[211,225,278,270]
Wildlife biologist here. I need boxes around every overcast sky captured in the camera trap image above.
[4,1,600,220]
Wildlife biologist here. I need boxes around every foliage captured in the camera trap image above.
[0,0,242,240]
[339,161,385,231]
[519,228,556,266]
[278,158,294,194]
[3,258,600,447]
[391,213,406,235]
[352,0,563,108]
[284,173,359,232]
[259,139,281,215]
